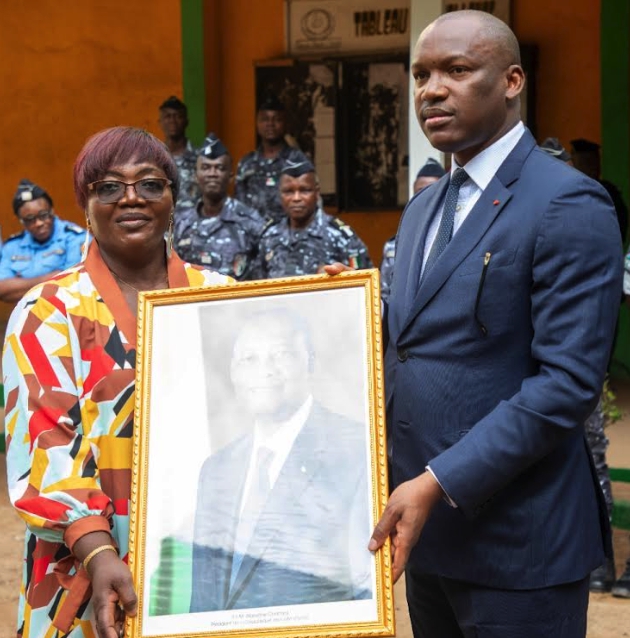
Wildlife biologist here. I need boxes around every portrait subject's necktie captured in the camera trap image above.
[230,446,274,590]
[421,168,469,282]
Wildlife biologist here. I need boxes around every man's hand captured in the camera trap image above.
[88,551,137,638]
[323,262,354,275]
[368,471,444,582]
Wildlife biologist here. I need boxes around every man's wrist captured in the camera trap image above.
[424,466,457,508]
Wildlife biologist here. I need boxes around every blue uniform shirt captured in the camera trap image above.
[0,217,87,279]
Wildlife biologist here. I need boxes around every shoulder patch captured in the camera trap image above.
[5,231,25,242]
[64,223,85,234]
[331,217,354,237]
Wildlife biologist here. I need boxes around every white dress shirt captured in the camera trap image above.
[238,394,314,515]
[421,122,526,277]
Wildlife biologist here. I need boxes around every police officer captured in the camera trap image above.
[158,96,200,213]
[173,133,264,280]
[571,138,628,243]
[0,179,87,303]
[380,158,446,303]
[235,95,310,222]
[258,159,372,278]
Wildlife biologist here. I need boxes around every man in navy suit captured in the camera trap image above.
[190,309,372,612]
[362,10,624,638]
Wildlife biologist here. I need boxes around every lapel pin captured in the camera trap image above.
[493,199,500,206]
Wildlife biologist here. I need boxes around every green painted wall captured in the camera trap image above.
[181,0,206,146]
[602,0,630,378]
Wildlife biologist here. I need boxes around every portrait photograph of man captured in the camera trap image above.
[191,305,373,612]
[137,284,383,636]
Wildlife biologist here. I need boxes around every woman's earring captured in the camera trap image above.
[81,216,91,261]
[166,212,174,258]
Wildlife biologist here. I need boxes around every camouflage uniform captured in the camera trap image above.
[173,197,264,280]
[584,401,613,516]
[380,236,396,303]
[235,145,308,222]
[258,208,373,279]
[173,140,200,213]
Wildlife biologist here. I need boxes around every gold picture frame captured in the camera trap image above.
[127,269,394,638]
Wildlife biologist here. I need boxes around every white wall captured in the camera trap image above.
[408,0,445,194]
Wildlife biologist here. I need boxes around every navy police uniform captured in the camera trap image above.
[173,139,200,213]
[235,146,310,223]
[174,198,264,280]
[259,208,372,279]
[380,237,396,303]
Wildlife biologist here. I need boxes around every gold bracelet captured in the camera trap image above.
[82,544,117,571]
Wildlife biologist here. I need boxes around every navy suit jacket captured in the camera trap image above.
[386,129,623,589]
[190,402,373,611]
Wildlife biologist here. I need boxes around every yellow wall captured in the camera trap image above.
[513,1,601,147]
[205,0,286,158]
[203,0,602,264]
[0,1,183,239]
[1,1,602,263]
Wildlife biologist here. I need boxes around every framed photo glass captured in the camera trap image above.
[127,270,394,638]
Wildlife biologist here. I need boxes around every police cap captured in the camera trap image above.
[199,133,229,159]
[416,158,446,180]
[258,94,285,112]
[281,154,315,178]
[12,179,53,215]
[540,138,571,162]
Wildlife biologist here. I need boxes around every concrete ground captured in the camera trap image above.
[0,387,629,637]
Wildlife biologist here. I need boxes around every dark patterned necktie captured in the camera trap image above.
[230,446,274,590]
[421,168,469,282]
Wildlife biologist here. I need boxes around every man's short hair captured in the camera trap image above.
[159,95,187,115]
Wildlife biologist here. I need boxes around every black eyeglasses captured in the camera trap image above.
[87,178,172,204]
[20,210,53,226]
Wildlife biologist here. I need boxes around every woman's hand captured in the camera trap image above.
[73,531,137,638]
[87,550,137,638]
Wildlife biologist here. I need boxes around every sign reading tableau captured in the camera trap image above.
[286,0,411,55]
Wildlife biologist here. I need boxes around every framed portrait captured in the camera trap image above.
[127,270,394,638]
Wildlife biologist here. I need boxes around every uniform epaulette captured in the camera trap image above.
[64,222,85,234]
[261,218,278,235]
[5,230,25,242]
[331,217,355,238]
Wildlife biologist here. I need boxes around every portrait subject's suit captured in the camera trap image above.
[386,128,623,589]
[190,402,372,612]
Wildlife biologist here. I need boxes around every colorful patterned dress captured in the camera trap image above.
[3,241,229,637]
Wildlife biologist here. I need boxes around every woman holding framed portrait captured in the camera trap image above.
[3,126,229,638]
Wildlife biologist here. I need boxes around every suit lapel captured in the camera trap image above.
[209,437,252,609]
[402,178,449,315]
[400,129,537,336]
